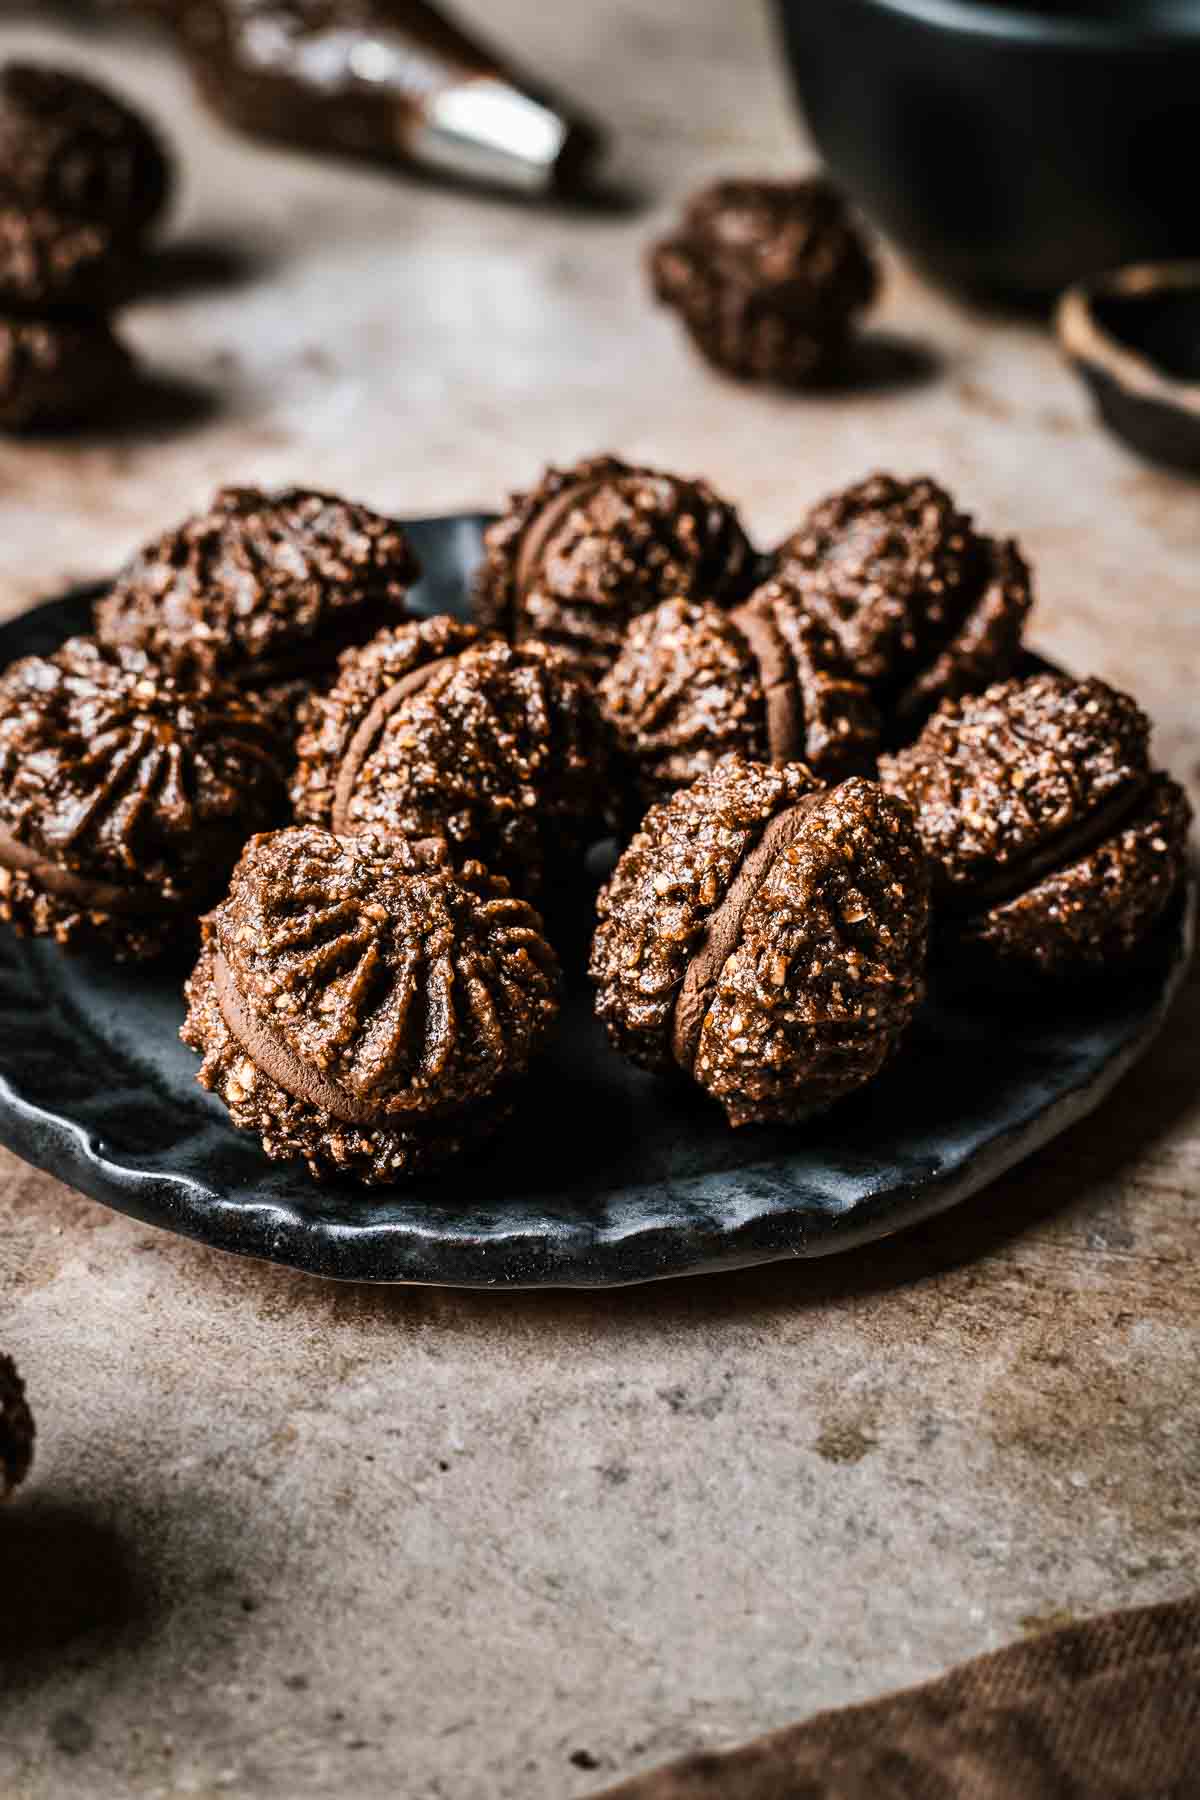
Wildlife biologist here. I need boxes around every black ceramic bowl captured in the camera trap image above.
[774,0,1200,304]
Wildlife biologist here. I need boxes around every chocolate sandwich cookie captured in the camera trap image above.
[94,486,421,719]
[0,1354,34,1499]
[0,62,170,241]
[0,204,125,311]
[0,636,287,960]
[599,578,879,810]
[474,454,756,679]
[182,826,562,1184]
[776,473,1033,734]
[590,755,930,1127]
[0,311,133,431]
[291,614,612,897]
[649,176,878,387]
[879,673,1192,980]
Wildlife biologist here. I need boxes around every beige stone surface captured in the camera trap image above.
[0,4,1197,1797]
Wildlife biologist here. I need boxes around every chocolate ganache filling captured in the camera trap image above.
[729,594,806,765]
[212,948,382,1126]
[0,820,170,914]
[330,656,455,836]
[513,477,611,612]
[953,774,1152,914]
[670,792,823,1075]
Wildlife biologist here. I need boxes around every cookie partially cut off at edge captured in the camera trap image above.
[0,61,171,239]
[590,755,931,1127]
[0,312,134,432]
[0,636,288,960]
[473,453,757,678]
[0,1354,34,1498]
[182,826,562,1184]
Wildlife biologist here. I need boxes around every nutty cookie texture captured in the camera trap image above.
[0,311,133,431]
[599,578,879,810]
[590,756,930,1127]
[474,454,756,679]
[776,473,1033,733]
[182,826,561,1184]
[0,1353,34,1498]
[95,487,420,712]
[879,673,1192,979]
[649,176,878,387]
[0,62,170,240]
[291,614,613,897]
[0,204,124,311]
[0,636,287,960]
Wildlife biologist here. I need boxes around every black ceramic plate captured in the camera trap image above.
[0,516,1192,1287]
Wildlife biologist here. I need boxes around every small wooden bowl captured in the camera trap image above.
[1057,263,1200,474]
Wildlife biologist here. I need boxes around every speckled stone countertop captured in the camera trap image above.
[0,4,1197,1797]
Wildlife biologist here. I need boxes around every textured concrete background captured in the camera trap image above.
[0,4,1198,1797]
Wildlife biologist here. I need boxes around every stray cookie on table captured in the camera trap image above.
[0,62,172,433]
[649,176,878,387]
[0,62,170,242]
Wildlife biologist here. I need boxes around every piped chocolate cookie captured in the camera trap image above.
[473,454,756,678]
[94,486,421,717]
[182,826,562,1184]
[590,755,930,1127]
[291,615,612,897]
[879,672,1192,979]
[775,472,1033,733]
[0,636,287,959]
[599,578,879,810]
[0,62,170,241]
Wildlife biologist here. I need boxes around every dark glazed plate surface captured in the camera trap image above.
[0,515,1192,1287]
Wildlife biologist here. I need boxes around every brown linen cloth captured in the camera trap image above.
[596,1596,1200,1799]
